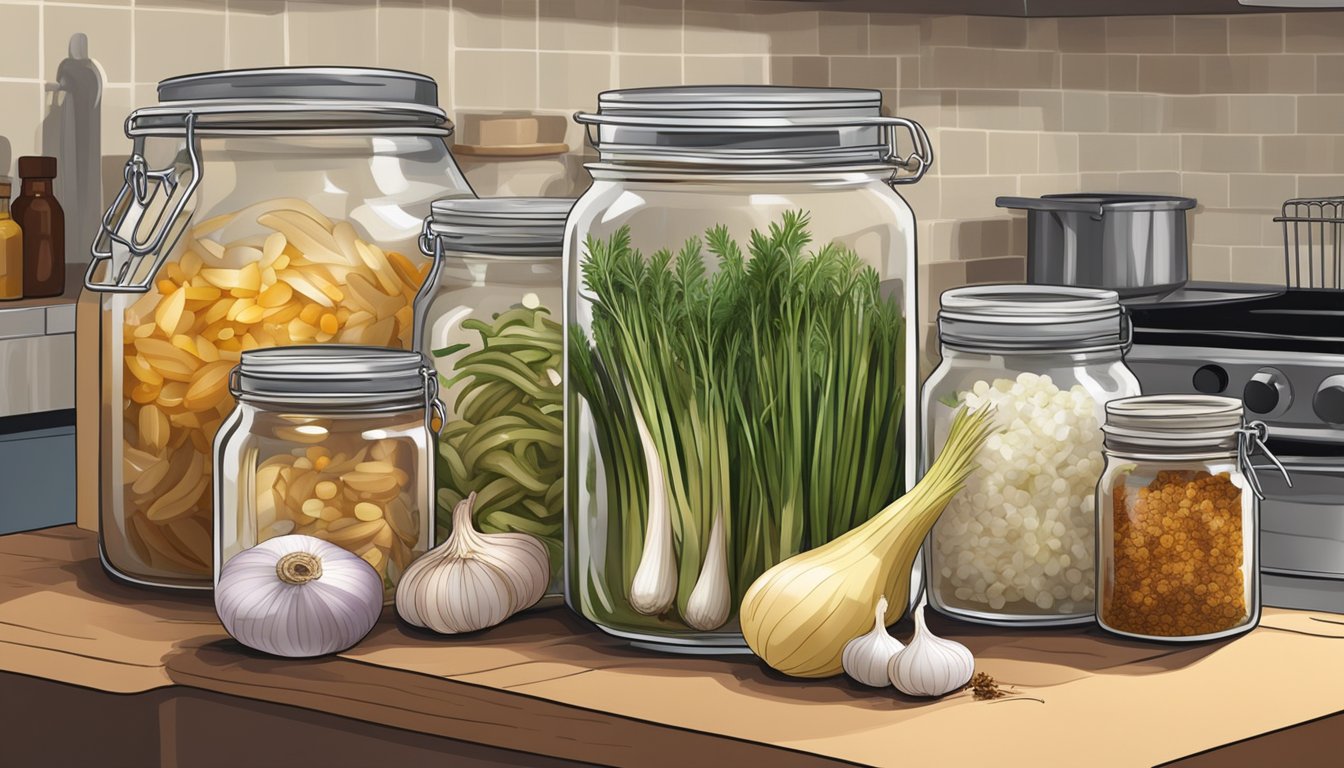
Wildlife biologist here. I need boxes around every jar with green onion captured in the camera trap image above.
[417,198,571,599]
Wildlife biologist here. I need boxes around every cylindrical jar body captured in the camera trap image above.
[417,198,568,597]
[922,286,1140,626]
[213,346,437,602]
[93,68,471,589]
[565,86,931,650]
[1096,395,1261,641]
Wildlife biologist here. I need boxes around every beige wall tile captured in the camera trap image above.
[1229,14,1283,54]
[99,84,134,153]
[1017,172,1082,198]
[1182,134,1259,173]
[1298,95,1344,133]
[1203,54,1314,94]
[1061,54,1106,91]
[1228,245,1285,285]
[1298,175,1342,198]
[988,132,1038,175]
[818,11,867,55]
[1318,56,1344,93]
[870,13,920,55]
[899,56,920,89]
[755,8,820,56]
[44,4,132,84]
[1057,17,1106,53]
[1284,11,1344,53]
[1019,90,1063,131]
[988,49,1058,89]
[936,129,987,176]
[538,52,611,111]
[1137,135,1180,172]
[940,175,1011,220]
[1138,55,1201,94]
[1197,210,1268,246]
[685,7,769,56]
[378,1,429,72]
[454,0,536,49]
[1026,18,1058,51]
[1079,133,1138,172]
[924,47,991,89]
[966,17,1027,49]
[965,255,1025,284]
[683,56,767,85]
[946,218,1020,261]
[918,260,966,321]
[1267,55,1317,94]
[1061,90,1108,132]
[1263,135,1344,174]
[769,56,828,88]
[899,89,956,129]
[1108,54,1138,91]
[228,3,286,70]
[1228,174,1297,210]
[1107,16,1174,54]
[1182,172,1230,208]
[829,56,898,91]
[957,90,1042,131]
[540,0,616,52]
[1108,92,1164,133]
[617,0,682,54]
[898,175,940,220]
[0,81,41,178]
[1228,94,1296,135]
[617,54,681,89]
[453,50,537,109]
[1164,95,1230,133]
[1038,133,1078,173]
[919,16,967,47]
[288,1,379,67]
[424,4,453,103]
[0,3,38,80]
[136,8,226,85]
[1174,16,1227,55]
[1116,171,1181,193]
[1188,244,1231,281]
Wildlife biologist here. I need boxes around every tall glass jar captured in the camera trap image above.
[1097,396,1287,641]
[214,345,437,602]
[566,86,933,651]
[416,197,569,600]
[922,285,1141,626]
[86,67,472,589]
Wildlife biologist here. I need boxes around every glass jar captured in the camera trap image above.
[1097,396,1286,641]
[86,67,473,589]
[416,197,569,599]
[566,86,933,651]
[923,285,1140,626]
[214,345,438,601]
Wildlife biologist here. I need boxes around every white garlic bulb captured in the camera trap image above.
[887,605,975,697]
[684,506,731,631]
[395,491,550,634]
[841,596,906,687]
[215,534,384,658]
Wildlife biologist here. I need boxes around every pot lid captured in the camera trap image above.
[233,345,432,407]
[938,284,1129,352]
[423,197,572,257]
[997,193,1197,214]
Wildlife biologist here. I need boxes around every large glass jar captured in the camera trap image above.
[214,346,437,602]
[87,67,473,589]
[1098,395,1284,641]
[922,286,1140,626]
[417,197,569,600]
[565,86,933,651]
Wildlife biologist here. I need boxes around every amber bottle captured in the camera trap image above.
[12,156,65,298]
[0,179,21,300]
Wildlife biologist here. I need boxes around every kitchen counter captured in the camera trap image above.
[3,526,1342,767]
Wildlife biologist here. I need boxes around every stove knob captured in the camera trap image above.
[1244,368,1290,417]
[1193,365,1229,394]
[1315,375,1344,425]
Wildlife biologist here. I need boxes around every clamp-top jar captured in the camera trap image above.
[214,345,440,601]
[566,86,932,650]
[416,197,569,598]
[88,67,473,589]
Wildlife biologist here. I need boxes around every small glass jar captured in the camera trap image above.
[1098,395,1284,642]
[416,197,568,598]
[214,345,438,601]
[922,285,1141,626]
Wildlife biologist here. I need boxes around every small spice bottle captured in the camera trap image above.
[11,156,65,298]
[0,178,21,300]
[1097,395,1288,642]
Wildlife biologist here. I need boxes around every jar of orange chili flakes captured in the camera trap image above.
[1097,395,1289,642]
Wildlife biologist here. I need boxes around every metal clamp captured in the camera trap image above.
[84,112,204,293]
[421,365,447,437]
[1237,421,1292,500]
[882,117,933,185]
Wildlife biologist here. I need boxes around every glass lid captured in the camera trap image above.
[423,197,573,257]
[938,284,1129,353]
[232,345,433,408]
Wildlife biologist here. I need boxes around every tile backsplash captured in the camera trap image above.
[1,1,1342,334]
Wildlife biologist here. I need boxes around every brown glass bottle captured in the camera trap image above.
[12,156,65,298]
[0,179,21,300]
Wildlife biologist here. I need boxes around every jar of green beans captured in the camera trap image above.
[417,198,570,599]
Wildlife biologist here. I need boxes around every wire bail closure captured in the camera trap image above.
[1237,421,1291,500]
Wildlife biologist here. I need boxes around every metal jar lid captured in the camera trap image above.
[574,85,931,180]
[231,345,434,410]
[421,197,572,258]
[129,66,450,137]
[937,284,1129,353]
[1103,395,1245,455]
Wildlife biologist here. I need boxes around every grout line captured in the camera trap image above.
[224,0,231,70]
[283,0,291,66]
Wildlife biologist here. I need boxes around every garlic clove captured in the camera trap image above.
[627,402,677,616]
[841,596,905,687]
[684,505,732,631]
[887,605,975,697]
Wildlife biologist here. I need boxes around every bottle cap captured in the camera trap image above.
[17,156,57,179]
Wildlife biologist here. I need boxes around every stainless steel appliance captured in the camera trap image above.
[997,193,1195,299]
[1125,197,1344,613]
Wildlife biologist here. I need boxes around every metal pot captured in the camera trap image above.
[996,193,1196,299]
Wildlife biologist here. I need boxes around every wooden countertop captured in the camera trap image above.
[0,266,85,311]
[3,525,1342,767]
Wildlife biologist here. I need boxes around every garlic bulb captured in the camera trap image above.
[395,491,550,634]
[684,505,731,631]
[887,605,975,697]
[841,596,905,687]
[215,534,384,658]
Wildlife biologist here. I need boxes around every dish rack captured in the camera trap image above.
[1277,197,1344,289]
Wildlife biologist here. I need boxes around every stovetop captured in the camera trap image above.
[1129,285,1344,355]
